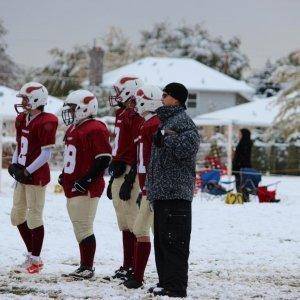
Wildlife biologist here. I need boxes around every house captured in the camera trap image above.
[101,57,254,117]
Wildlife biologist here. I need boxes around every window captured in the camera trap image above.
[187,93,197,108]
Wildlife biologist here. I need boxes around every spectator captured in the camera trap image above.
[147,82,200,298]
[232,128,253,199]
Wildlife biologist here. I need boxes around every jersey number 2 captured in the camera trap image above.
[64,145,77,174]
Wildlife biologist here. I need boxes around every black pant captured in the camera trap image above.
[153,200,192,295]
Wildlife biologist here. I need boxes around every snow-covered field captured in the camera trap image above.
[0,169,299,299]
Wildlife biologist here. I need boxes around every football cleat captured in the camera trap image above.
[103,266,132,281]
[123,276,143,289]
[26,259,44,274]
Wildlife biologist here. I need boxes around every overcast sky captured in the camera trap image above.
[1,0,299,70]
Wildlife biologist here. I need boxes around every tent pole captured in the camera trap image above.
[227,123,233,176]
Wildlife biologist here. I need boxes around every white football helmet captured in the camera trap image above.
[135,85,163,115]
[109,76,144,107]
[15,82,48,114]
[62,90,98,125]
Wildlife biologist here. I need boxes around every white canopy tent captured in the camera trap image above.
[193,97,279,174]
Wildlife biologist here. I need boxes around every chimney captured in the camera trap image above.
[89,40,105,86]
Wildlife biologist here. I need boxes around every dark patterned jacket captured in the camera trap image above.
[147,106,200,202]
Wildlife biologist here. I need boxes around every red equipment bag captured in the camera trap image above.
[257,186,276,203]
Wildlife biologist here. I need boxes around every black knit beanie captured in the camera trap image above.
[163,82,188,109]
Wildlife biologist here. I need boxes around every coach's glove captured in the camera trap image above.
[153,129,165,148]
[109,160,126,178]
[74,177,92,193]
[106,176,114,200]
[8,164,32,183]
[119,165,137,201]
[58,173,64,186]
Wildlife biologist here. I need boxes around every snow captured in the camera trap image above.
[102,57,254,96]
[193,96,280,127]
[0,169,299,299]
[0,85,64,121]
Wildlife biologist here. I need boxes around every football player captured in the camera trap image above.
[105,76,144,281]
[60,90,111,279]
[123,85,162,289]
[9,82,58,274]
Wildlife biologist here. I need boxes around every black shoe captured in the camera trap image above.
[153,288,187,298]
[123,277,143,289]
[148,283,163,293]
[103,266,132,281]
[68,266,94,279]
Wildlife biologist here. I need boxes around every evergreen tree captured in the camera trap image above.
[0,19,21,88]
[138,22,249,79]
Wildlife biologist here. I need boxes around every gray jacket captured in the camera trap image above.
[147,106,200,202]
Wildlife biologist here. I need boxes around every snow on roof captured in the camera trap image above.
[102,57,254,95]
[0,85,63,121]
[193,96,280,127]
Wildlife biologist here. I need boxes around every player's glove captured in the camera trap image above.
[109,160,126,178]
[106,176,114,200]
[8,164,32,183]
[58,173,63,186]
[153,129,165,148]
[119,165,137,201]
[74,177,92,193]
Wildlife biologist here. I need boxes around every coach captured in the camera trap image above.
[147,82,200,297]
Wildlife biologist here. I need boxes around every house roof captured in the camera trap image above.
[102,57,254,96]
[193,96,279,127]
[0,85,63,121]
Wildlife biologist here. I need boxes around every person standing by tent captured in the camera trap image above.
[232,128,253,199]
[146,82,200,298]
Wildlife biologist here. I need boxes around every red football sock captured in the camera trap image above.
[17,221,32,253]
[122,231,135,269]
[133,241,151,283]
[79,235,96,269]
[133,237,138,270]
[31,225,44,257]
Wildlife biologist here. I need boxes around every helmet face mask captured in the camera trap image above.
[109,86,123,107]
[62,103,76,126]
[14,96,31,114]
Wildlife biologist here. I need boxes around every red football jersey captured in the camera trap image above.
[137,115,160,195]
[62,119,112,198]
[15,112,58,186]
[112,107,143,166]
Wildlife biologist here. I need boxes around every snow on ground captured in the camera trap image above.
[0,170,299,299]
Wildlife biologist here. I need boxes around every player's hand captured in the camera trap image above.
[8,164,32,183]
[119,175,134,201]
[58,173,63,186]
[74,177,91,193]
[109,160,126,178]
[153,129,165,147]
[106,176,114,200]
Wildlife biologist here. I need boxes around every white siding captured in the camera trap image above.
[186,91,237,117]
